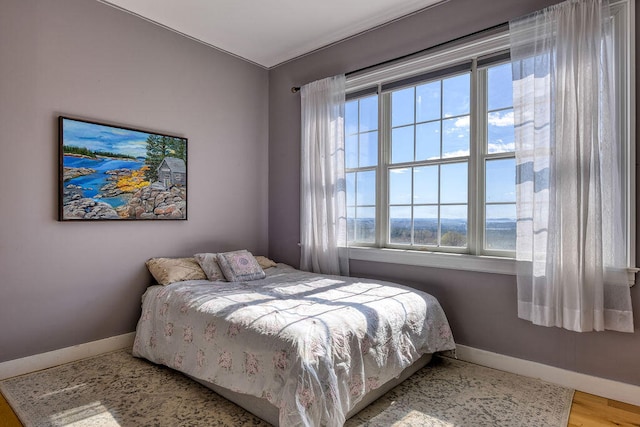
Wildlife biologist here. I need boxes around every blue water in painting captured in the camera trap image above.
[64,156,144,207]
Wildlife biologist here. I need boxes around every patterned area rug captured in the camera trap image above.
[0,349,573,427]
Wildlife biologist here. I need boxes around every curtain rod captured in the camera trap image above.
[290,22,508,93]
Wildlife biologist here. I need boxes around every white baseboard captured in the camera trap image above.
[0,332,135,381]
[455,344,640,407]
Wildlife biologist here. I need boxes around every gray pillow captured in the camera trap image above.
[194,253,227,281]
[217,250,266,282]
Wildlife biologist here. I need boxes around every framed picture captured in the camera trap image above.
[59,116,187,221]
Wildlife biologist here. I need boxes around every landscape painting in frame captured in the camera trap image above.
[59,116,187,221]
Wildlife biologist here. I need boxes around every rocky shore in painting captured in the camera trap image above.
[117,183,186,219]
[63,198,120,219]
[63,167,95,181]
[62,167,186,220]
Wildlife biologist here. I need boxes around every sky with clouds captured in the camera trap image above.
[345,62,516,223]
[62,118,152,158]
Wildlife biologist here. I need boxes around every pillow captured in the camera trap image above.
[194,253,227,281]
[217,250,266,282]
[145,257,207,285]
[254,255,277,269]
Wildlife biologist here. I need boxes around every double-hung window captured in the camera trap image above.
[344,0,634,275]
[346,54,518,257]
[387,68,473,251]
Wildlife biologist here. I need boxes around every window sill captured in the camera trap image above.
[342,247,638,286]
[342,246,516,275]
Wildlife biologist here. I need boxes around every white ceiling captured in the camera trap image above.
[98,0,446,69]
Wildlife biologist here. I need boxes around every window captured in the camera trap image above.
[343,0,633,274]
[345,95,378,243]
[483,62,516,253]
[388,73,471,250]
[346,59,517,257]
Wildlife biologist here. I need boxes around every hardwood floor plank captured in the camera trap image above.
[569,391,640,427]
[575,391,609,406]
[610,399,640,417]
[0,391,22,427]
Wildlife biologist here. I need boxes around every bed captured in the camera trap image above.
[133,261,455,426]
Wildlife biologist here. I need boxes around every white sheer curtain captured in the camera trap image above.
[300,75,349,276]
[510,0,634,332]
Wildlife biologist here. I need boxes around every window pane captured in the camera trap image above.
[389,168,412,205]
[346,172,356,206]
[413,165,438,204]
[389,206,411,244]
[440,162,467,204]
[486,158,515,203]
[359,131,378,167]
[345,94,378,245]
[416,121,440,160]
[347,207,356,242]
[345,100,358,135]
[442,73,470,117]
[485,204,516,251]
[416,81,441,123]
[357,170,376,205]
[442,116,469,158]
[392,87,415,127]
[391,126,414,164]
[414,206,438,245]
[440,205,467,247]
[345,135,358,169]
[488,109,515,153]
[488,63,513,111]
[356,207,376,243]
[359,96,378,132]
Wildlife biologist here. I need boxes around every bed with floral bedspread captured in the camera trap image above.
[133,263,455,426]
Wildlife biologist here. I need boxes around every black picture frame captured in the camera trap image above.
[58,116,188,221]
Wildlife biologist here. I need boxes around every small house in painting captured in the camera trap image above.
[157,157,186,188]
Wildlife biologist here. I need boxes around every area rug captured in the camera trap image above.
[0,349,573,427]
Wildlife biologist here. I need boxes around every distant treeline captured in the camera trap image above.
[347,217,516,250]
[63,145,136,160]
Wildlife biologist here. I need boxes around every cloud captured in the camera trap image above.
[442,116,470,139]
[442,149,470,158]
[454,116,470,128]
[488,142,515,153]
[488,111,514,127]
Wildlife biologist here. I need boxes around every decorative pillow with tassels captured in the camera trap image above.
[217,250,266,282]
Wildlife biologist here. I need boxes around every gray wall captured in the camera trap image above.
[0,0,269,362]
[268,0,640,385]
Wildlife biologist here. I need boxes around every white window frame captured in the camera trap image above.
[383,69,474,254]
[342,0,636,282]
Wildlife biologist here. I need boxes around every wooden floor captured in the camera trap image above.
[568,391,640,427]
[0,392,21,427]
[1,389,639,426]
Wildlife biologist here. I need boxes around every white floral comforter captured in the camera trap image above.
[133,264,455,427]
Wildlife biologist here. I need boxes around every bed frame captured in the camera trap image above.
[189,353,433,426]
